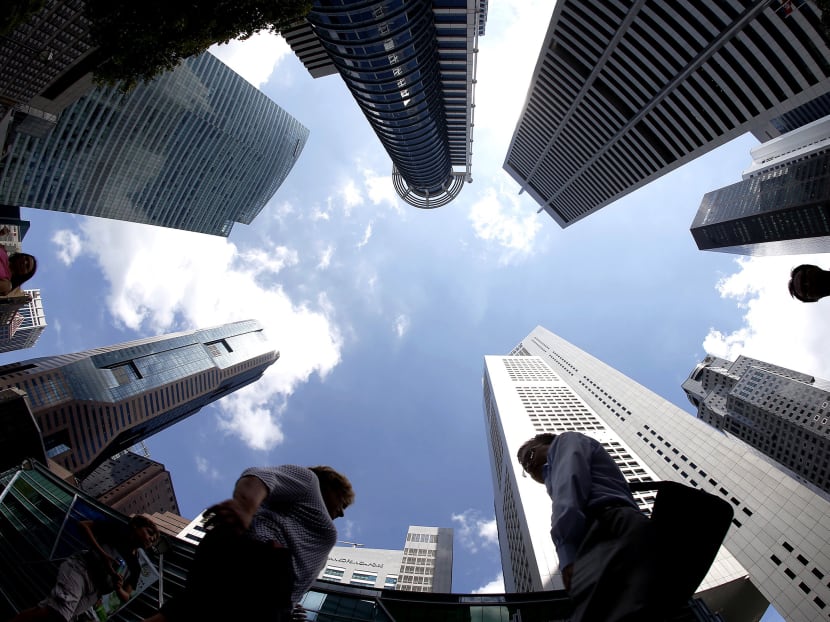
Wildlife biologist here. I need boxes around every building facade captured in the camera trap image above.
[0,320,278,477]
[177,519,453,594]
[484,326,830,622]
[0,52,309,236]
[0,289,47,353]
[282,0,487,208]
[504,0,830,227]
[81,450,181,515]
[683,353,830,495]
[691,114,830,255]
[320,526,453,592]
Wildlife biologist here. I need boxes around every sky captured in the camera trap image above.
[3,1,826,618]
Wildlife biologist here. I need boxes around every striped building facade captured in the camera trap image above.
[0,53,308,236]
[283,0,487,208]
[504,0,830,227]
[484,326,830,622]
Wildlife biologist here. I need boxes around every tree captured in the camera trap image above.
[84,0,312,91]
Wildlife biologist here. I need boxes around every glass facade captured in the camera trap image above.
[0,53,309,236]
[691,151,830,256]
[0,320,278,477]
[0,462,195,622]
[285,1,487,208]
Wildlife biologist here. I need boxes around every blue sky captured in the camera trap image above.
[4,1,825,617]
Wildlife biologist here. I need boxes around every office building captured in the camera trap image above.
[0,52,309,236]
[0,290,46,353]
[149,511,191,538]
[683,353,830,494]
[0,320,278,477]
[282,0,487,208]
[81,451,180,515]
[504,0,830,227]
[321,526,453,593]
[691,114,830,255]
[484,326,830,622]
[0,0,96,144]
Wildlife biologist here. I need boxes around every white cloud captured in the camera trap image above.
[318,245,335,270]
[340,179,363,215]
[195,456,221,480]
[208,31,291,88]
[468,186,542,263]
[69,218,342,451]
[357,222,373,249]
[239,246,299,276]
[394,314,410,339]
[472,572,504,594]
[704,254,830,378]
[52,230,83,265]
[451,510,499,553]
[311,206,331,221]
[363,169,402,212]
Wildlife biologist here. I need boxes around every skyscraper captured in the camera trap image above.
[690,114,830,255]
[484,326,830,622]
[0,289,47,354]
[0,320,278,477]
[282,0,487,208]
[683,353,830,494]
[81,450,181,515]
[504,0,830,227]
[0,52,309,236]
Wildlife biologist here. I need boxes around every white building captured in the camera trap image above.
[0,289,46,353]
[484,326,830,622]
[176,519,453,593]
[321,526,453,593]
[683,353,830,495]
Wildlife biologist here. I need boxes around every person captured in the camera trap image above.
[10,514,159,622]
[0,246,37,296]
[788,264,830,302]
[517,432,663,622]
[144,464,354,622]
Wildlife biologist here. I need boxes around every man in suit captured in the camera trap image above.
[517,432,662,622]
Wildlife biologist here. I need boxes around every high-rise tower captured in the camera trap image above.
[282,0,487,208]
[484,326,830,622]
[0,53,309,236]
[504,0,830,227]
[683,353,830,495]
[0,320,278,477]
[0,289,47,354]
[691,114,830,255]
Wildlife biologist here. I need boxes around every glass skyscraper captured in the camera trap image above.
[0,320,278,477]
[691,114,830,255]
[484,326,830,622]
[282,0,487,209]
[0,53,309,236]
[504,0,830,227]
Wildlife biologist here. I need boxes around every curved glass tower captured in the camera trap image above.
[284,0,487,208]
[0,53,309,236]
